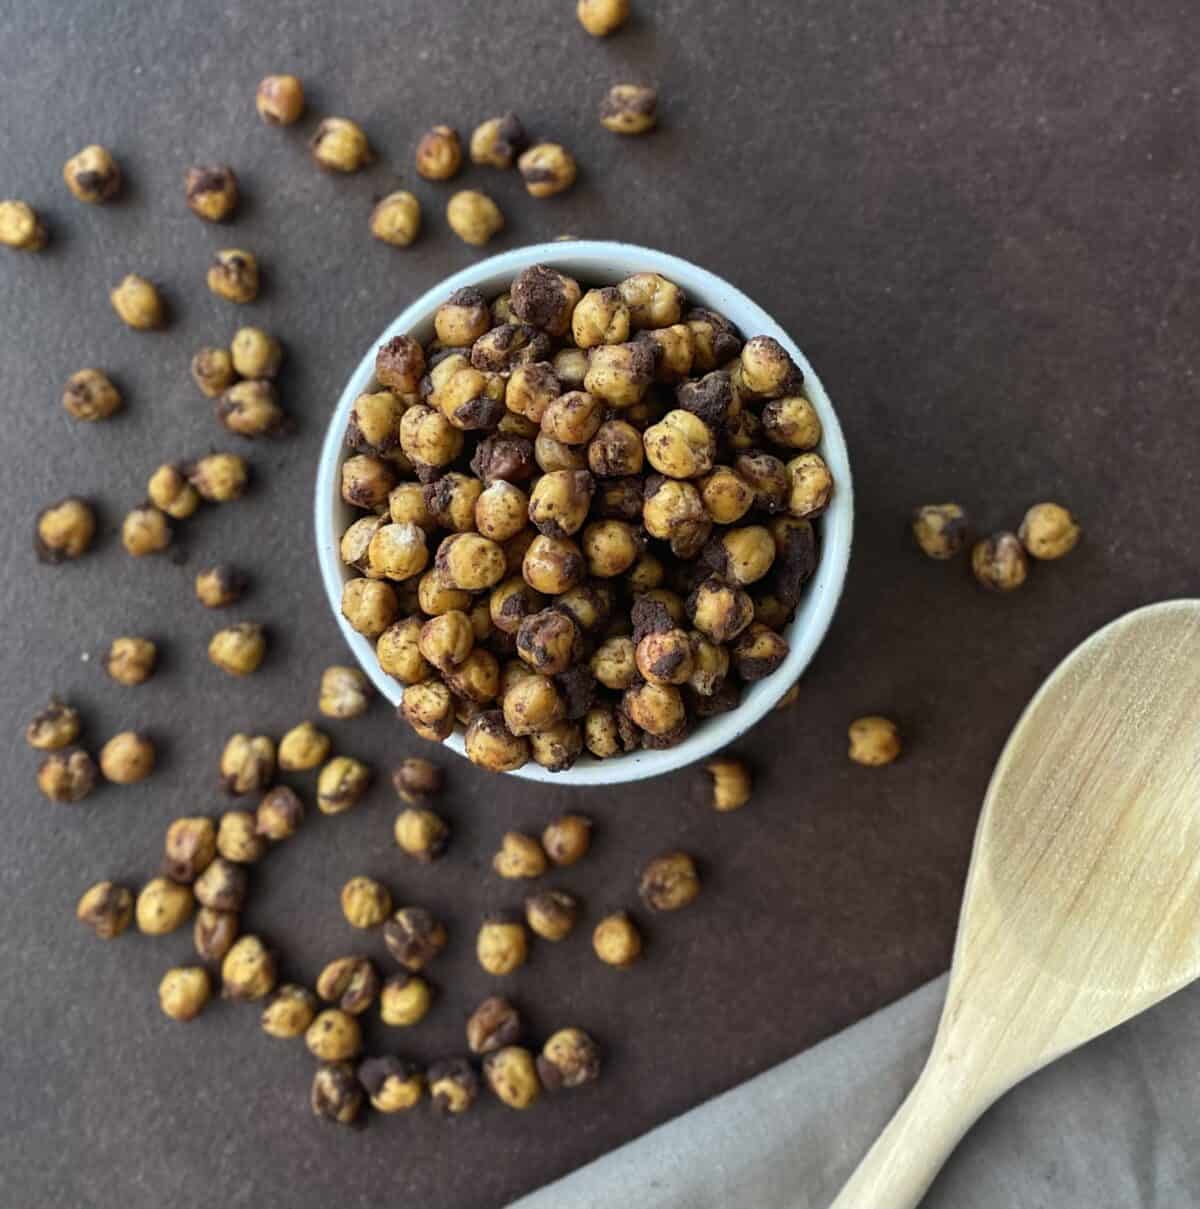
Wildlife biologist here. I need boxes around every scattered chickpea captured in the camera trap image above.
[340,876,392,928]
[159,967,212,1021]
[316,956,380,1016]
[593,910,642,966]
[447,189,504,246]
[476,914,529,975]
[229,326,282,379]
[311,1063,363,1127]
[194,564,246,608]
[26,699,81,751]
[76,881,133,939]
[310,117,371,172]
[379,972,433,1027]
[912,503,969,560]
[121,505,171,557]
[191,346,237,397]
[493,831,548,880]
[105,636,157,685]
[538,1028,601,1090]
[0,199,47,250]
[705,757,752,811]
[136,877,194,935]
[194,857,248,912]
[484,1046,541,1109]
[37,748,98,802]
[217,810,267,863]
[62,368,121,422]
[639,851,700,912]
[383,906,448,971]
[219,733,276,795]
[416,125,463,180]
[99,731,155,784]
[600,84,657,134]
[577,0,630,36]
[971,532,1028,592]
[63,144,121,203]
[208,622,267,676]
[35,497,96,563]
[318,665,373,719]
[370,190,421,246]
[470,113,528,168]
[1019,502,1081,560]
[194,907,239,962]
[110,274,165,330]
[221,934,276,1000]
[277,722,329,773]
[428,1058,479,1115]
[848,716,902,766]
[188,452,249,502]
[394,808,450,863]
[184,164,238,222]
[207,249,259,304]
[317,756,372,815]
[518,143,577,198]
[163,816,217,882]
[525,889,580,941]
[359,1057,424,1112]
[256,74,305,125]
[255,785,305,841]
[306,1008,362,1061]
[148,464,200,519]
[391,756,443,805]
[467,996,522,1055]
[261,984,318,1038]
[542,814,592,866]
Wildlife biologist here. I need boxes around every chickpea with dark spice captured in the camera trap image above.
[317,957,380,1016]
[470,112,528,167]
[188,452,248,502]
[26,699,81,751]
[341,577,399,639]
[640,324,695,383]
[1019,502,1081,560]
[583,705,632,759]
[505,362,561,424]
[525,889,581,940]
[76,882,134,939]
[370,190,421,247]
[400,404,464,471]
[428,1059,479,1115]
[359,1057,424,1112]
[849,716,902,766]
[194,857,247,913]
[516,609,581,676]
[517,143,577,197]
[105,636,156,685]
[447,190,505,246]
[688,577,754,643]
[391,756,443,805]
[341,876,392,928]
[593,911,642,966]
[473,481,529,543]
[400,679,456,741]
[446,647,502,704]
[194,907,239,962]
[184,164,238,222]
[110,274,165,330]
[585,341,655,408]
[35,498,96,563]
[121,505,171,557]
[217,810,267,863]
[207,249,259,304]
[62,368,121,422]
[0,200,47,250]
[379,972,433,1027]
[261,985,318,1038]
[159,967,212,1021]
[99,732,155,783]
[311,1063,363,1127]
[640,851,701,911]
[136,877,194,935]
[467,997,522,1055]
[219,733,275,795]
[590,635,638,689]
[194,564,246,609]
[477,914,529,976]
[600,84,657,134]
[972,532,1028,591]
[786,452,834,519]
[523,534,585,594]
[732,622,790,681]
[163,816,217,882]
[636,627,694,687]
[644,410,715,479]
[148,465,200,519]
[465,711,530,772]
[493,831,548,879]
[416,125,463,180]
[256,74,305,125]
[317,756,372,815]
[511,264,581,337]
[577,0,629,35]
[63,144,121,203]
[310,117,371,172]
[484,1046,541,1109]
[306,1009,362,1061]
[643,477,711,558]
[538,1028,601,1090]
[912,503,969,560]
[191,346,236,397]
[276,722,328,775]
[221,935,276,1001]
[255,785,305,841]
[623,681,686,737]
[383,906,448,971]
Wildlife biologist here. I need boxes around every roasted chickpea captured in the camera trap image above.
[786,452,834,519]
[194,856,248,912]
[193,907,239,967]
[593,910,642,966]
[219,733,275,795]
[588,636,636,691]
[584,341,655,408]
[62,368,121,422]
[465,710,530,772]
[366,521,429,581]
[687,631,729,696]
[554,346,590,388]
[912,503,969,560]
[207,248,259,304]
[527,470,592,539]
[584,421,641,479]
[600,83,657,134]
[136,877,194,935]
[706,526,776,586]
[477,913,529,975]
[121,505,171,556]
[1019,502,1081,560]
[642,476,711,558]
[217,379,286,437]
[470,112,528,168]
[418,474,478,535]
[685,307,742,371]
[535,432,588,473]
[510,264,582,338]
[341,576,399,638]
[446,647,502,704]
[528,721,581,771]
[972,532,1029,591]
[370,190,421,246]
[705,756,753,810]
[848,716,902,766]
[699,465,754,525]
[577,0,630,36]
[432,291,488,350]
[739,335,801,398]
[576,519,636,579]
[644,409,715,479]
[570,286,629,349]
[400,678,456,741]
[184,163,238,222]
[159,967,212,1021]
[99,731,155,783]
[0,199,47,250]
[394,807,450,862]
[256,74,305,125]
[537,815,590,868]
[640,851,701,911]
[640,324,695,384]
[493,831,548,879]
[484,1046,541,1109]
[541,392,605,447]
[416,124,462,179]
[261,985,319,1037]
[104,635,156,686]
[375,617,432,684]
[377,971,433,1027]
[306,1009,362,1061]
[64,144,121,203]
[76,881,134,939]
[512,609,579,676]
[110,274,165,330]
[487,577,544,636]
[162,816,217,883]
[470,481,527,544]
[25,699,81,751]
[472,325,551,375]
[35,497,96,562]
[430,360,506,431]
[399,403,463,470]
[359,1056,424,1112]
[341,876,392,928]
[341,454,395,511]
[583,705,633,759]
[317,756,372,815]
[418,610,475,673]
[428,1058,479,1115]
[217,810,266,863]
[517,143,577,197]
[190,346,236,398]
[256,785,305,839]
[523,888,580,940]
[342,515,388,575]
[145,464,199,520]
[762,394,822,450]
[188,452,248,502]
[635,627,694,687]
[623,681,685,736]
[466,996,522,1056]
[503,363,559,426]
[735,452,790,514]
[388,483,434,532]
[447,189,505,245]
[617,273,685,331]
[383,906,448,971]
[435,532,507,591]
[375,334,426,395]
[310,117,372,172]
[732,622,790,680]
[311,1063,363,1126]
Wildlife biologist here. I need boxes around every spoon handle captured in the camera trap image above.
[829,1051,990,1209]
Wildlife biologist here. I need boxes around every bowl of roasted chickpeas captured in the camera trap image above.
[316,241,853,783]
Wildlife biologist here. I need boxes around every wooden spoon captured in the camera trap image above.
[832,599,1200,1208]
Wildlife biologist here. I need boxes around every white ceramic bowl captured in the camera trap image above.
[315,240,853,784]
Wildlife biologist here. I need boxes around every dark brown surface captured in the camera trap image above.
[2,1,1198,1206]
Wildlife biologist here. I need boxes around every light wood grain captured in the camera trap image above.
[831,600,1200,1209]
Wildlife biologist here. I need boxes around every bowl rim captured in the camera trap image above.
[314,239,854,785]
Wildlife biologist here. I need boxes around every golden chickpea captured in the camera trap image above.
[431,361,506,431]
[447,189,505,245]
[63,144,121,203]
[535,432,588,473]
[261,985,318,1038]
[163,817,217,882]
[640,324,695,384]
[734,451,790,514]
[525,889,580,941]
[593,911,642,966]
[418,610,475,673]
[194,857,248,912]
[391,757,443,807]
[26,699,81,751]
[429,1059,479,1115]
[523,534,585,595]
[359,1057,425,1112]
[477,914,529,975]
[379,973,434,1027]
[120,505,170,557]
[423,472,483,532]
[432,534,506,596]
[465,710,530,772]
[539,815,590,867]
[400,678,456,741]
[493,831,548,879]
[394,807,450,862]
[110,273,165,330]
[341,576,399,638]
[699,466,754,525]
[193,908,237,964]
[62,368,121,422]
[316,665,371,719]
[529,721,583,771]
[588,635,636,691]
[484,1046,541,1109]
[229,327,282,380]
[217,379,286,437]
[554,346,590,387]
[510,264,582,338]
[136,877,194,935]
[474,482,529,543]
[642,477,711,558]
[256,74,305,124]
[540,392,603,448]
[732,622,790,680]
[577,519,637,579]
[347,394,405,463]
[146,464,199,520]
[220,934,276,1001]
[311,1063,364,1126]
[587,421,644,478]
[159,967,212,1021]
[1019,502,1081,560]
[375,334,425,394]
[219,733,275,795]
[577,0,630,36]
[488,577,543,635]
[340,876,392,929]
[640,851,700,912]
[644,409,715,479]
[416,125,463,179]
[35,497,96,562]
[786,452,834,519]
[527,471,593,539]
[389,481,435,530]
[370,190,421,246]
[433,289,490,348]
[600,83,658,134]
[315,957,379,1016]
[912,503,969,560]
[515,609,580,676]
[317,756,372,815]
[377,617,433,683]
[383,905,448,970]
[217,811,267,863]
[446,647,501,704]
[739,335,801,397]
[472,323,550,373]
[763,394,822,450]
[99,731,155,783]
[184,164,238,222]
[207,249,259,304]
[367,521,429,581]
[517,143,577,197]
[618,272,684,330]
[641,587,686,624]
[688,631,729,696]
[470,111,528,167]
[583,704,632,759]
[399,403,464,469]
[104,635,156,686]
[584,341,655,407]
[310,117,372,172]
[192,347,237,397]
[636,628,694,686]
[972,532,1029,591]
[710,525,776,586]
[188,452,248,502]
[539,1027,602,1090]
[0,199,47,250]
[76,881,134,939]
[848,716,902,766]
[570,287,629,348]
[623,681,685,737]
[306,1009,362,1061]
[208,621,267,676]
[255,786,305,841]
[504,363,559,425]
[705,756,752,810]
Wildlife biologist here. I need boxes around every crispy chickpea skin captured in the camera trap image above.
[517,609,581,675]
[493,831,548,879]
[194,857,248,912]
[525,888,581,940]
[1019,502,1081,560]
[379,972,433,1027]
[191,346,236,397]
[256,785,305,840]
[484,1046,541,1109]
[848,715,902,766]
[342,577,399,638]
[400,678,456,741]
[317,756,372,815]
[447,189,505,246]
[470,112,528,168]
[416,125,463,180]
[319,665,373,718]
[110,274,165,330]
[502,672,565,736]
[256,74,305,125]
[64,144,121,203]
[590,635,638,689]
[136,877,194,935]
[216,379,286,437]
[731,621,789,680]
[584,341,655,408]
[207,248,259,304]
[184,164,238,222]
[588,421,644,479]
[636,628,694,687]
[518,143,577,198]
[35,497,96,563]
[159,967,212,1021]
[600,84,658,134]
[971,532,1029,591]
[359,1057,424,1112]
[477,914,529,975]
[705,756,752,810]
[311,1062,364,1127]
[474,481,529,542]
[912,503,969,560]
[429,1058,479,1115]
[221,935,276,1001]
[383,906,448,971]
[76,881,134,939]
[106,636,157,685]
[465,710,531,772]
[341,454,396,510]
[62,368,121,422]
[523,534,585,594]
[785,452,834,519]
[219,733,275,795]
[26,699,81,751]
[317,957,380,1016]
[370,190,421,246]
[121,505,171,557]
[261,985,319,1038]
[434,287,491,347]
[194,564,246,608]
[306,1009,362,1061]
[643,477,711,558]
[163,817,216,882]
[644,409,715,479]
[511,264,581,337]
[623,682,686,736]
[640,851,701,911]
[217,811,266,863]
[99,731,155,783]
[538,1028,601,1090]
[148,465,200,519]
[467,996,522,1055]
[188,452,248,502]
[193,907,239,962]
[310,117,372,172]
[37,748,96,805]
[341,876,392,928]
[577,0,629,36]
[763,394,822,450]
[0,199,48,250]
[593,911,642,966]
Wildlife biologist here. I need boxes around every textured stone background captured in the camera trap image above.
[1,1,1197,1206]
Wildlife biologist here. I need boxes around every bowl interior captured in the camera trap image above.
[315,240,854,785]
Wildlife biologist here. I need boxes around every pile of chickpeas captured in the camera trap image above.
[334,264,831,773]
